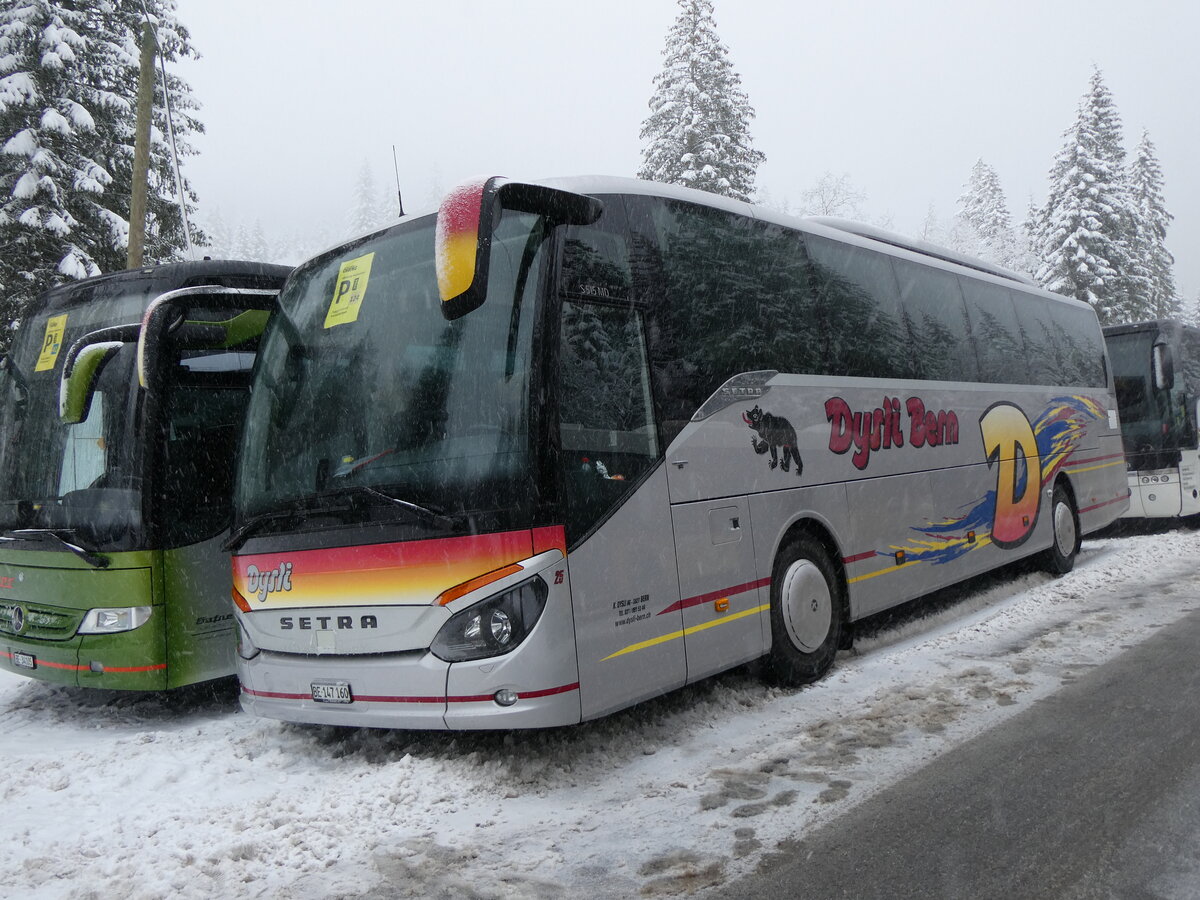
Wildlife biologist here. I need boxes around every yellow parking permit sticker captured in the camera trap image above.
[35,314,68,371]
[324,253,375,329]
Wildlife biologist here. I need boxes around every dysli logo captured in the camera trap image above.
[245,562,294,604]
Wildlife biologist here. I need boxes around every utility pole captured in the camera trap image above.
[127,21,156,269]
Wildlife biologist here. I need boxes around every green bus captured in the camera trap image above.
[0,260,290,689]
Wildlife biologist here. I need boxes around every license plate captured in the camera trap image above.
[311,681,352,703]
[11,651,35,669]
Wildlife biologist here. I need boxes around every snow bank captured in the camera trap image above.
[2,526,1198,898]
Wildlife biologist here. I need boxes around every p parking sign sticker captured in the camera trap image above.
[35,314,67,372]
[324,253,375,329]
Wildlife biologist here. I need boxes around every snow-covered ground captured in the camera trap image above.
[3,524,1198,899]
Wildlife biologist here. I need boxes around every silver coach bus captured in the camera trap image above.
[226,176,1128,729]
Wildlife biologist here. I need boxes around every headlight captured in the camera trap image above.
[77,606,153,634]
[430,576,548,662]
[235,617,260,660]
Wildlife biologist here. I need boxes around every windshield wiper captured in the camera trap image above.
[225,485,458,553]
[2,529,109,569]
[334,484,457,531]
[223,502,317,552]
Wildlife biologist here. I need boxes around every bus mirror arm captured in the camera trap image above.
[437,177,603,321]
[136,286,281,390]
[58,323,142,424]
[496,182,603,227]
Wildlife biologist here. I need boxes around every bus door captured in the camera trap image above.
[158,343,259,685]
[557,297,685,720]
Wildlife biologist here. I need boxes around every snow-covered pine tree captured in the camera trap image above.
[1185,292,1200,328]
[1127,130,1177,320]
[347,160,387,237]
[1033,68,1138,324]
[244,220,270,265]
[638,0,764,201]
[204,208,233,259]
[953,159,1022,272]
[0,0,202,349]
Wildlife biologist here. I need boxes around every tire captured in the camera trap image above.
[764,533,846,687]
[1041,483,1080,575]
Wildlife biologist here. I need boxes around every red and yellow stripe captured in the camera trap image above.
[233,527,564,610]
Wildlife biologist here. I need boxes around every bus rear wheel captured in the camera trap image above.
[765,534,845,687]
[1042,484,1080,575]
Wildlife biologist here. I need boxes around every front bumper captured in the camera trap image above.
[0,624,168,690]
[238,645,582,730]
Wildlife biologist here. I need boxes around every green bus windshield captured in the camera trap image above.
[0,292,149,550]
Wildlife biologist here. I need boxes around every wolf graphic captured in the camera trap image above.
[742,405,803,476]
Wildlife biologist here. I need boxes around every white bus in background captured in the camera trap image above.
[1104,320,1200,518]
[227,175,1128,730]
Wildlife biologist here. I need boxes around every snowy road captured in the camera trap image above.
[2,525,1198,899]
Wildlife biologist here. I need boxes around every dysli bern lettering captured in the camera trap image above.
[826,395,959,470]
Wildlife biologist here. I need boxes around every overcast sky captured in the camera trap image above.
[179,0,1199,297]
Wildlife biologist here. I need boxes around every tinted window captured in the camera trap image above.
[625,197,917,446]
[559,300,657,542]
[892,259,978,382]
[1048,302,1106,387]
[803,235,909,379]
[960,278,1027,384]
[1011,291,1063,385]
[627,197,796,444]
[562,200,633,302]
[159,351,254,546]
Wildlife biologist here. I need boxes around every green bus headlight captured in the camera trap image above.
[77,606,153,635]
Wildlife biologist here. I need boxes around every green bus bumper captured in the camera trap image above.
[1,614,169,690]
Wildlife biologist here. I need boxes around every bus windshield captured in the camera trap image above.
[0,293,149,550]
[1108,329,1159,430]
[235,211,550,535]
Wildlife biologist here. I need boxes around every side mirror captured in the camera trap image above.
[58,324,141,425]
[435,176,603,320]
[137,286,279,390]
[59,341,124,424]
[1153,341,1175,391]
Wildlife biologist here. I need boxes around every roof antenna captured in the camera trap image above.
[392,145,405,218]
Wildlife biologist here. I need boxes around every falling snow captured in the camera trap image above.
[2,526,1198,898]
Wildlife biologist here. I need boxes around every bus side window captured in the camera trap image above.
[893,259,980,383]
[802,235,909,379]
[562,201,633,302]
[559,300,658,543]
[626,196,822,446]
[960,278,1029,384]
[1049,303,1107,387]
[160,352,255,546]
[1011,291,1062,385]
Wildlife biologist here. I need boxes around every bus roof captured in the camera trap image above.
[335,173,1093,316]
[1103,319,1200,339]
[541,175,1090,313]
[27,259,292,320]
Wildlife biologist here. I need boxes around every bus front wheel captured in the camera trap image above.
[1042,484,1080,575]
[765,534,845,687]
